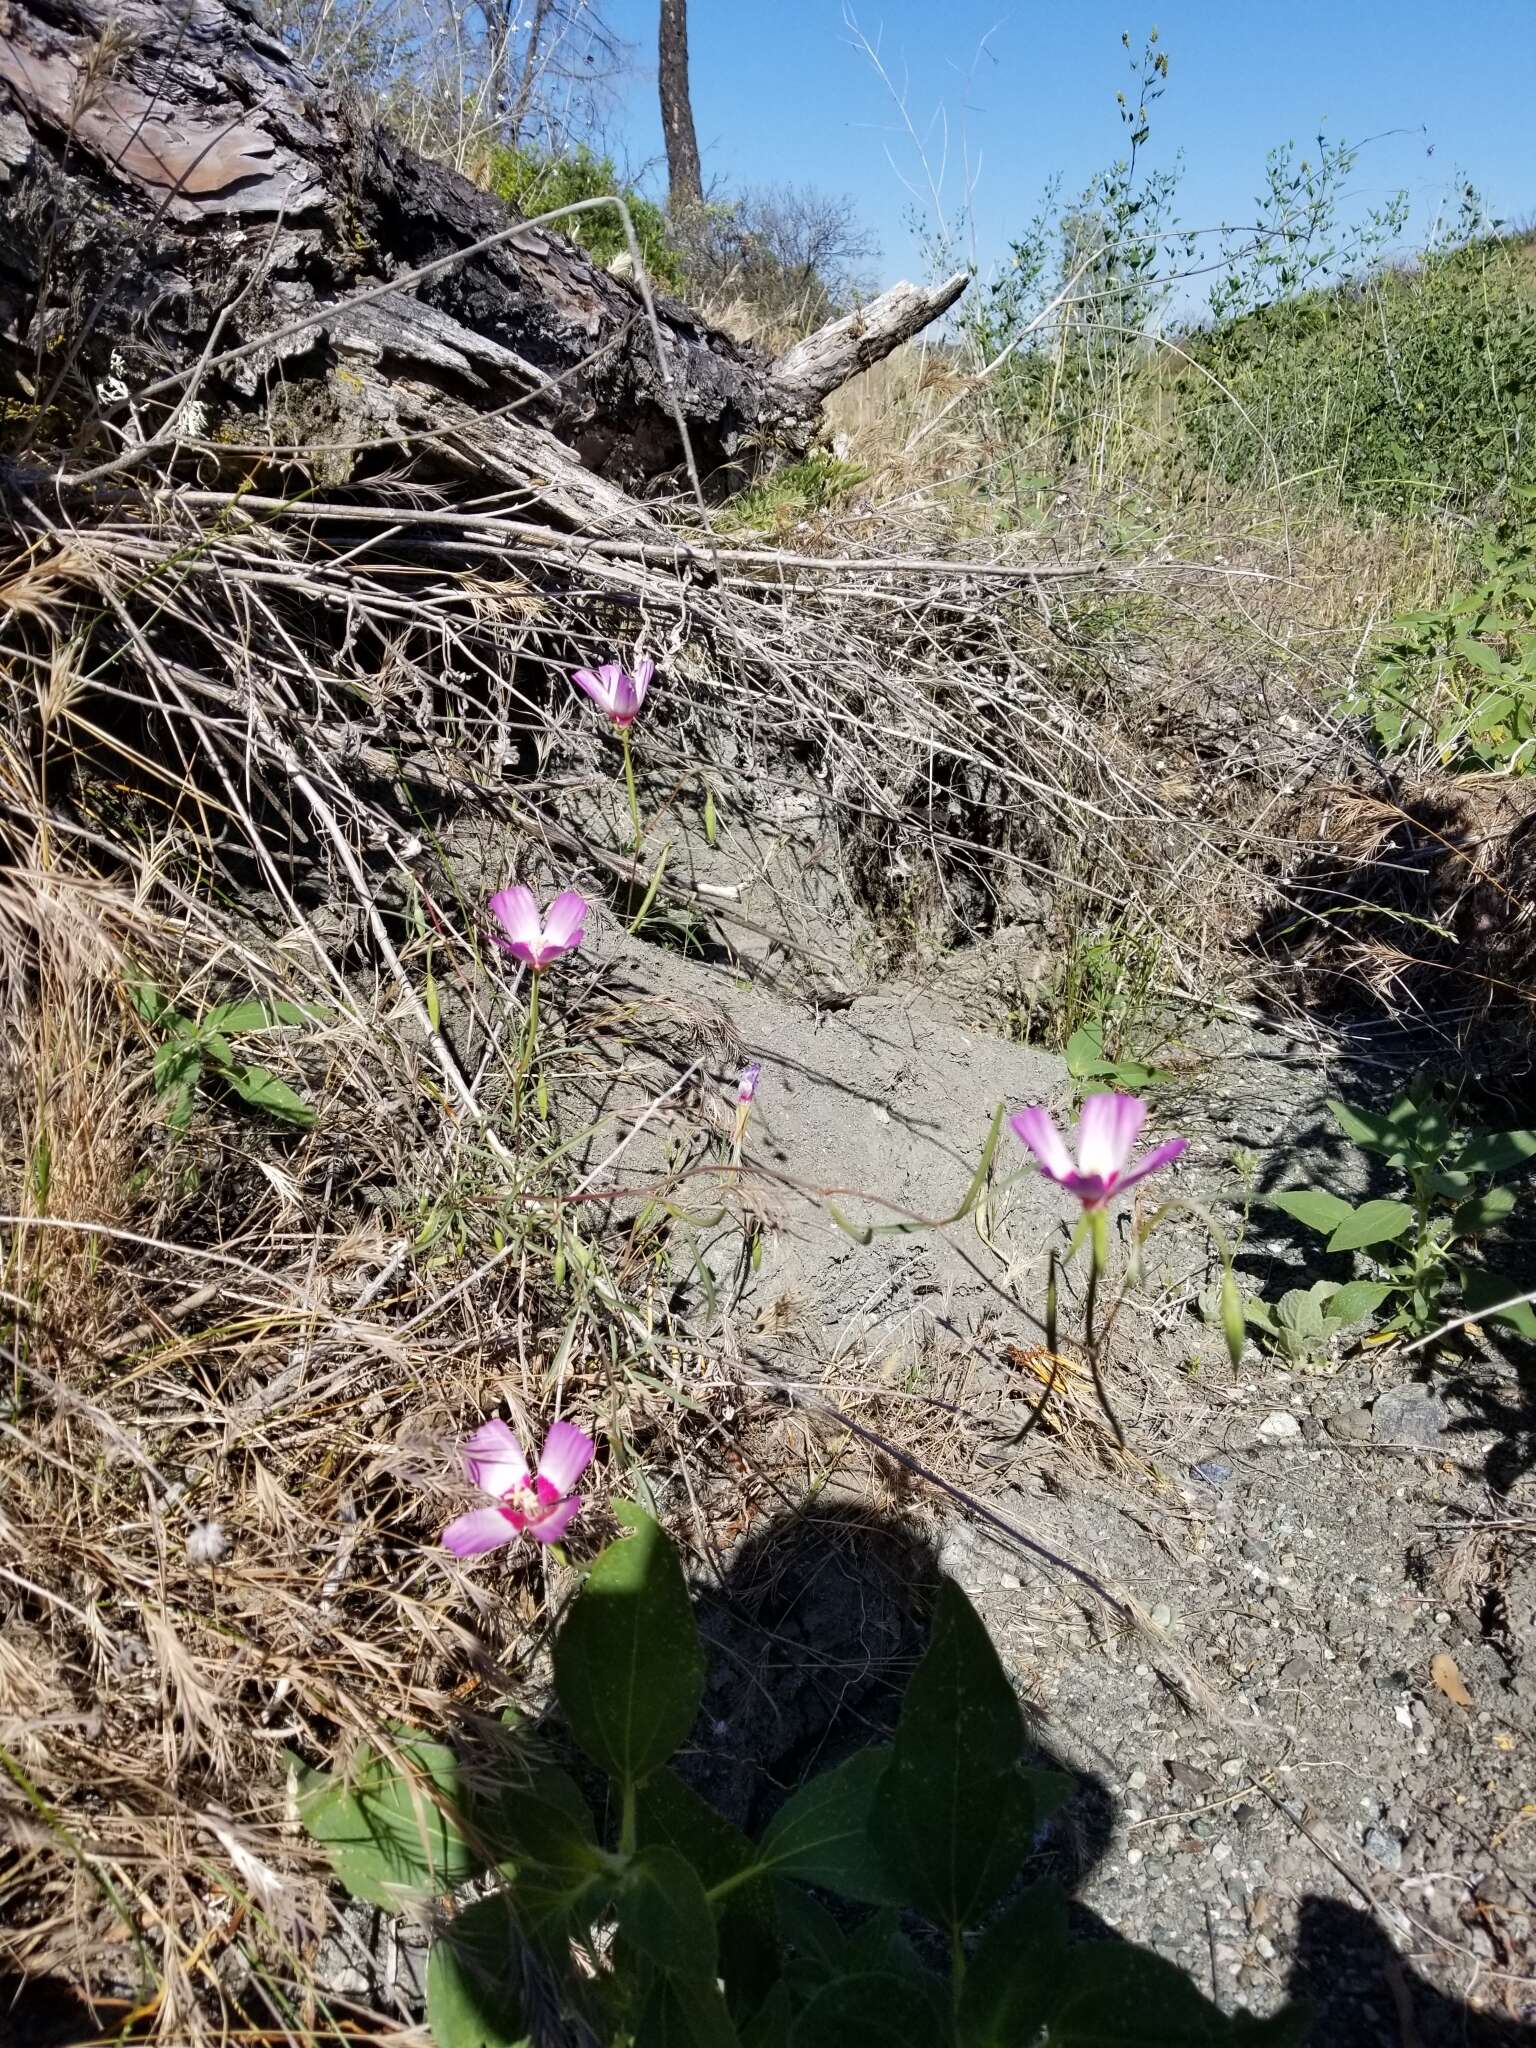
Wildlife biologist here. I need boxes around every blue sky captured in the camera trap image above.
[600,1,1535,292]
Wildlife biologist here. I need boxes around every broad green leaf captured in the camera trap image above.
[1327,1199,1416,1253]
[638,1767,756,1893]
[959,1882,1069,2048]
[426,1898,532,2048]
[482,1759,603,1878]
[153,1040,201,1098]
[126,978,178,1028]
[1456,1127,1536,1176]
[1043,1940,1308,2044]
[740,1984,793,2048]
[1267,1189,1355,1237]
[552,1505,704,1786]
[1326,1099,1399,1157]
[221,1062,316,1128]
[870,1578,1071,1933]
[789,1970,947,2048]
[1453,1186,1519,1236]
[773,1883,847,1976]
[617,1846,718,1980]
[756,1749,905,1906]
[635,1974,740,2048]
[1326,1280,1394,1325]
[1064,1025,1105,1078]
[295,1731,483,1906]
[1460,1271,1536,1340]
[841,1908,925,1979]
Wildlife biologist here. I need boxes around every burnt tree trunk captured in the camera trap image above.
[0,0,965,529]
[657,0,702,213]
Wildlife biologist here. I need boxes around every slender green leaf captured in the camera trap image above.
[1267,1189,1355,1237]
[755,1749,904,1906]
[1326,1099,1398,1156]
[617,1846,718,1979]
[426,1898,532,2048]
[552,1505,704,1786]
[1327,1199,1417,1253]
[202,998,315,1032]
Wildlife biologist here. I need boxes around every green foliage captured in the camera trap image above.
[296,1516,1305,2045]
[722,455,867,534]
[1180,230,1536,514]
[128,978,318,1132]
[1342,496,1536,768]
[1263,1087,1535,1342]
[1064,1021,1169,1096]
[484,143,682,289]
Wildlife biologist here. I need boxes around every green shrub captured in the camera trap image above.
[483,143,683,291]
[1176,235,1536,513]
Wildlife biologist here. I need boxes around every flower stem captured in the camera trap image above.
[1085,1207,1126,1447]
[515,969,540,1122]
[620,728,642,852]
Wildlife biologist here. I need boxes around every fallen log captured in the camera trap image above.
[0,0,965,521]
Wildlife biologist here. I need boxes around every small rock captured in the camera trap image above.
[1363,1824,1404,1871]
[1373,1384,1446,1447]
[1258,1411,1302,1441]
[1191,1458,1233,1488]
[1326,1406,1373,1443]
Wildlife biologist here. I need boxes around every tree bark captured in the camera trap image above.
[0,0,963,522]
[657,0,702,213]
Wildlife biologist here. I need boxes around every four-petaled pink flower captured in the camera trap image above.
[442,1417,594,1557]
[490,886,587,971]
[737,1062,762,1105]
[571,657,654,729]
[1010,1092,1186,1210]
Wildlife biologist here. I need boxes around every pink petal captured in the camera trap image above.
[572,667,616,713]
[540,890,587,954]
[442,1506,519,1558]
[597,662,625,691]
[610,674,641,723]
[1075,1094,1145,1181]
[527,1493,583,1545]
[1009,1106,1074,1183]
[1062,1171,1112,1207]
[631,657,655,704]
[490,886,541,953]
[1112,1136,1188,1195]
[536,1419,595,1495]
[463,1418,529,1496]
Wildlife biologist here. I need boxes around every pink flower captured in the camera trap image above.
[441,1417,594,1557]
[571,657,654,729]
[1010,1092,1186,1210]
[736,1062,762,1105]
[489,886,587,971]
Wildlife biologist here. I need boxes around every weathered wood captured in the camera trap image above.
[0,0,966,516]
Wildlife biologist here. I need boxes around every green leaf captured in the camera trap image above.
[1460,1271,1536,1340]
[552,1505,705,1786]
[1327,1199,1417,1253]
[1453,1185,1519,1236]
[1326,1099,1399,1156]
[295,1731,484,1907]
[220,1063,316,1128]
[638,1767,756,1893]
[959,1882,1069,2047]
[482,1759,602,1878]
[635,1974,741,2048]
[1326,1280,1394,1326]
[756,1749,905,1906]
[741,1984,793,2048]
[789,1971,948,2048]
[1218,1266,1246,1369]
[1456,1127,1536,1176]
[773,1883,847,1975]
[617,1846,718,1980]
[202,998,315,1032]
[1043,1940,1309,2044]
[126,978,178,1029]
[1064,1024,1105,1078]
[153,1040,201,1098]
[426,1898,532,2048]
[870,1579,1071,1934]
[1267,1189,1355,1237]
